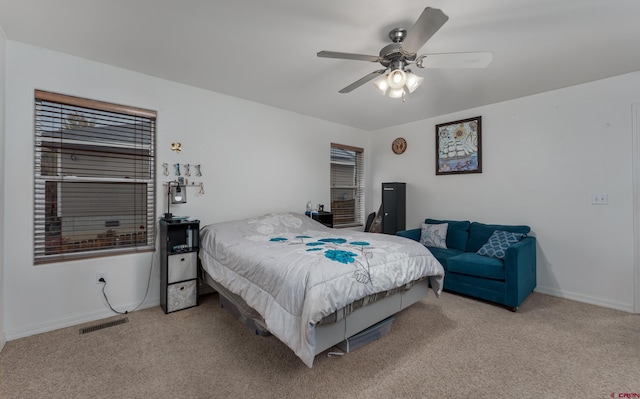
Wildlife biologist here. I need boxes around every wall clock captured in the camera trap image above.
[392,137,407,154]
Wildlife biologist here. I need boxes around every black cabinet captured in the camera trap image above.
[382,182,406,235]
[160,219,200,313]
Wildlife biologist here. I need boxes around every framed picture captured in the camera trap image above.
[435,116,482,175]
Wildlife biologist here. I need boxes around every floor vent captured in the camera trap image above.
[79,317,129,334]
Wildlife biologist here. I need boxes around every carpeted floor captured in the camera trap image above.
[1,291,639,399]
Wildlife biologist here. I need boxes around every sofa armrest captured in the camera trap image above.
[396,228,421,242]
[504,236,537,308]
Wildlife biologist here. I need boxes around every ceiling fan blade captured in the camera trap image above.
[419,52,493,68]
[317,51,380,63]
[401,7,449,56]
[338,69,387,93]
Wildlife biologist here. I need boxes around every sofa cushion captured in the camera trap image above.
[425,219,470,251]
[477,230,526,259]
[447,252,505,280]
[420,223,448,248]
[466,222,531,253]
[425,247,464,269]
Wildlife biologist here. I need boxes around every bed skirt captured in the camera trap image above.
[202,269,430,355]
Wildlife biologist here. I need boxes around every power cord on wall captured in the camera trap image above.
[99,278,129,315]
[98,227,159,314]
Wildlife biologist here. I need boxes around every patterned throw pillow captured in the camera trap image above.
[477,230,526,259]
[419,223,448,249]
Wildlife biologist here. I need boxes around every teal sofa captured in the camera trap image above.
[397,218,536,311]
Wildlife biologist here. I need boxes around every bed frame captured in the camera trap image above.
[202,270,430,356]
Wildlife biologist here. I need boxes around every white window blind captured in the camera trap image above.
[330,143,364,227]
[34,90,156,264]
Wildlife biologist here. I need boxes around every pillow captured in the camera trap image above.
[476,230,526,259]
[420,223,448,249]
[466,222,530,252]
[425,219,470,251]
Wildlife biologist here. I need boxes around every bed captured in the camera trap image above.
[198,212,444,367]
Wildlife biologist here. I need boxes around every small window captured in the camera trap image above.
[34,90,156,264]
[330,143,364,228]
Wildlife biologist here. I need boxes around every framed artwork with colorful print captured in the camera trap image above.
[435,116,482,175]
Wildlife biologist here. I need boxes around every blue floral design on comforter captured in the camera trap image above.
[271,234,373,284]
[324,249,358,264]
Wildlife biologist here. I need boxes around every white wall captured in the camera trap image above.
[0,24,7,351]
[3,41,369,339]
[368,72,640,312]
[4,38,639,343]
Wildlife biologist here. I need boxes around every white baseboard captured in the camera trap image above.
[0,332,6,353]
[4,299,159,341]
[534,286,634,313]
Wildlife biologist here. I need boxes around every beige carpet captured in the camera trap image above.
[1,291,639,399]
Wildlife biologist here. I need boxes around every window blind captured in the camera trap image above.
[34,90,156,264]
[330,143,364,227]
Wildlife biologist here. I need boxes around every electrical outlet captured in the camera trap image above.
[96,272,107,284]
[591,193,608,205]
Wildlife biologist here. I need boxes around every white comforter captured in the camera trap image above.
[199,212,444,367]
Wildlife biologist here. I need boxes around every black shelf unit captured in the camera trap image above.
[160,219,200,313]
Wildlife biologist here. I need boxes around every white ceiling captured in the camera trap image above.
[2,0,640,130]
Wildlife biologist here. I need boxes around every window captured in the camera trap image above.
[34,90,156,264]
[330,143,364,228]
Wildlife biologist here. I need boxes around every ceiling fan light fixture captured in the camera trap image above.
[387,69,407,89]
[388,88,405,99]
[373,75,390,95]
[372,69,422,99]
[405,70,424,93]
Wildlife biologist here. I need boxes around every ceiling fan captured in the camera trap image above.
[317,7,492,99]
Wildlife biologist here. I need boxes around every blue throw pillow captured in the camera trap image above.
[476,230,526,259]
[466,222,530,252]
